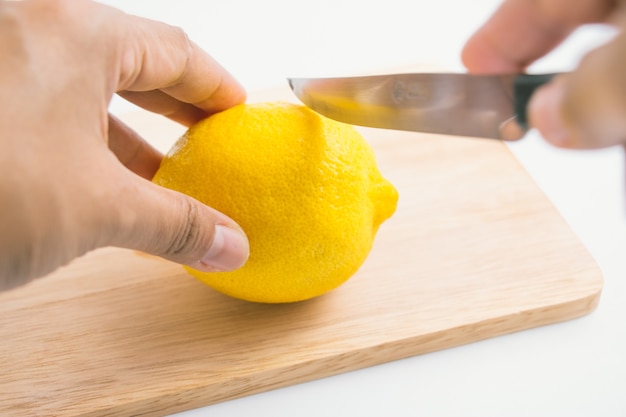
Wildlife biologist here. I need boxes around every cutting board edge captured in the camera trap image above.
[66,286,602,417]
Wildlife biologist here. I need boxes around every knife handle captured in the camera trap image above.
[513,73,558,130]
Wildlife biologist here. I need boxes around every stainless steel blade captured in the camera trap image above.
[288,73,520,139]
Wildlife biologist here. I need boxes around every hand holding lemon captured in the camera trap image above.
[0,0,397,300]
[0,0,248,290]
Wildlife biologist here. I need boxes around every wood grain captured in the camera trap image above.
[0,87,602,416]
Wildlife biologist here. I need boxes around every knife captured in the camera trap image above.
[288,73,556,140]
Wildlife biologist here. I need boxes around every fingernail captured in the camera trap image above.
[199,224,249,272]
[529,79,572,147]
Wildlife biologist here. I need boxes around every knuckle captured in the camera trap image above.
[165,25,194,86]
[162,196,207,259]
[119,22,193,91]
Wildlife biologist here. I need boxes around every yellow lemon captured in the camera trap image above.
[153,102,398,303]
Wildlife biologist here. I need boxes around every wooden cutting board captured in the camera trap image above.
[0,87,602,417]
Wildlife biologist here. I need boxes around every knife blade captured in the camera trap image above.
[288,73,556,139]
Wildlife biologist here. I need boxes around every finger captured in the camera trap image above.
[114,15,246,124]
[116,90,208,127]
[528,28,626,149]
[106,170,249,272]
[107,114,163,180]
[461,0,615,73]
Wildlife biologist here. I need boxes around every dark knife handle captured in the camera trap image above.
[513,73,558,130]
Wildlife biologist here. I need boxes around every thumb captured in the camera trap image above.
[528,25,626,149]
[109,172,249,272]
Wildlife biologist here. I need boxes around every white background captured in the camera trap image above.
[99,1,626,416]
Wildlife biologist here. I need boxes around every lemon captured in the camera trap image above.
[153,102,398,303]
